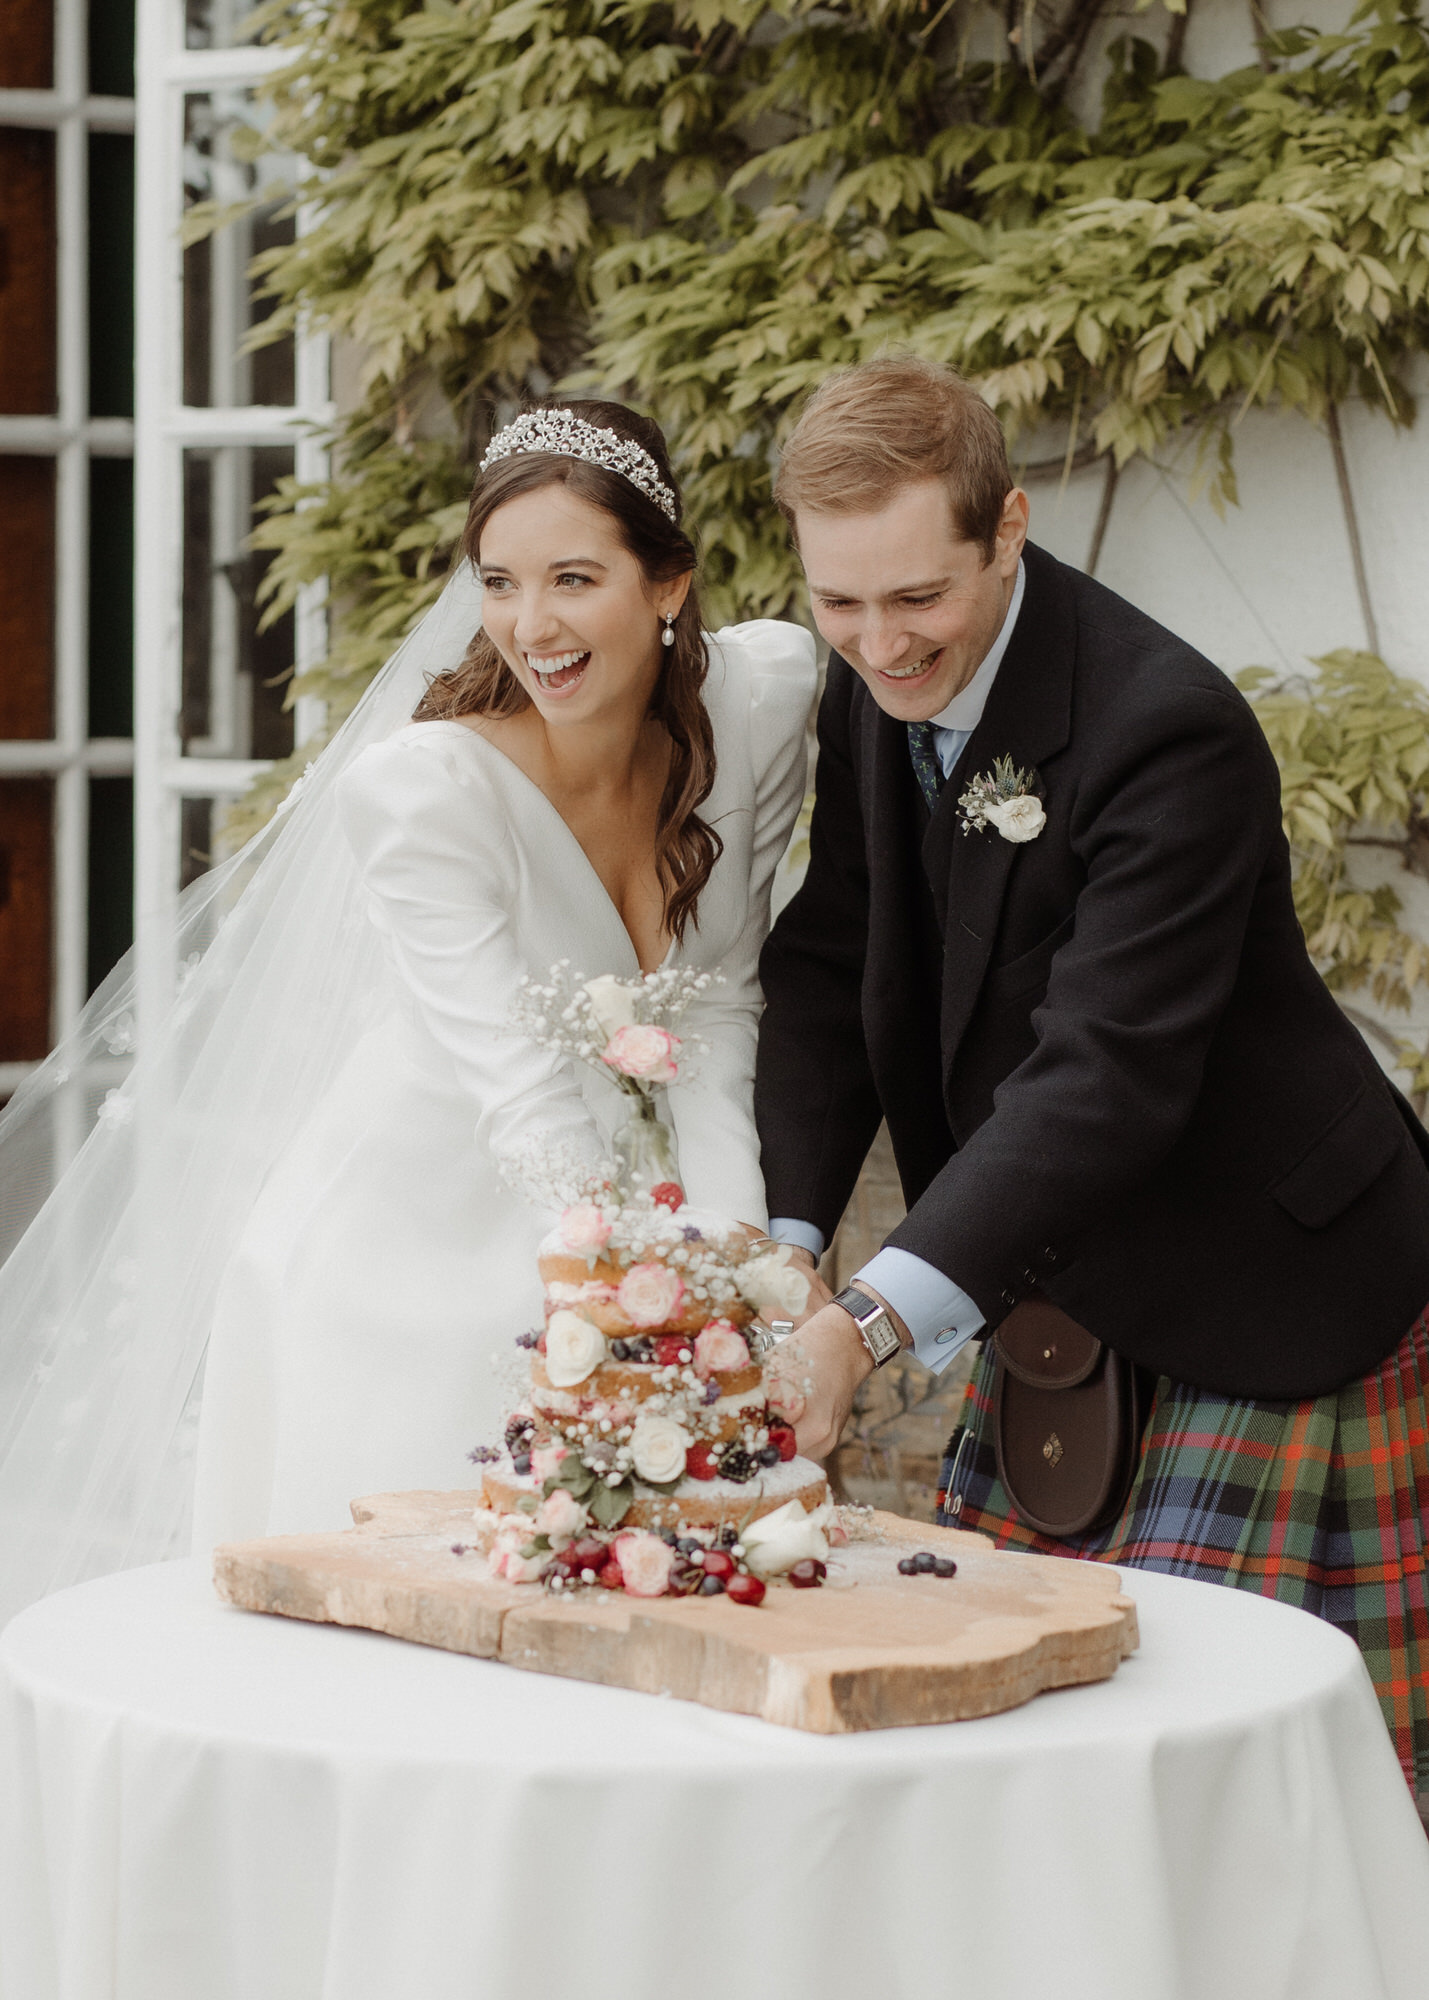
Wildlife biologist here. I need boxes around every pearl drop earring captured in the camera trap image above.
[661,613,676,648]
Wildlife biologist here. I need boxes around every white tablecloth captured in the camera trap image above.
[1,1558,1426,2000]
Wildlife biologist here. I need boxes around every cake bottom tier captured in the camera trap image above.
[482,1456,828,1531]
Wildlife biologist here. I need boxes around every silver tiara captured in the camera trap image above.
[479,409,678,523]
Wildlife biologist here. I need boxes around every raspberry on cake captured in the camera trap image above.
[474,1192,833,1596]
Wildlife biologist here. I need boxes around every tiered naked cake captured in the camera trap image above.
[214,1197,1140,1725]
[471,1192,836,1601]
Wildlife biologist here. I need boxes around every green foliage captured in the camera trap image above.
[215,0,1429,773]
[1238,652,1429,1091]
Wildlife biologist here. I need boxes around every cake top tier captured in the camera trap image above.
[538,1197,811,1328]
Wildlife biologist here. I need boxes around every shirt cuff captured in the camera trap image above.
[767,1218,826,1262]
[854,1247,986,1373]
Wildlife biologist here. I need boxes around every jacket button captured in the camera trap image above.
[1021,1267,1038,1287]
[1042,1245,1061,1267]
[1000,1287,1018,1309]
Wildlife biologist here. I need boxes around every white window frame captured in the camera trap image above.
[0,8,136,1097]
[133,1,329,1037]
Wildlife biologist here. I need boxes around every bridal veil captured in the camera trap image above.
[0,563,487,1627]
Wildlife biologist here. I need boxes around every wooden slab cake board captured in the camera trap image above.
[214,1491,1138,1734]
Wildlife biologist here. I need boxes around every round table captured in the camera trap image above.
[2,1559,1426,2000]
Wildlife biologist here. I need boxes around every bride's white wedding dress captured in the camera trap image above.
[190,621,815,1546]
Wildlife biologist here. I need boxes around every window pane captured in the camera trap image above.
[89,456,134,737]
[87,774,133,995]
[0,0,53,90]
[0,129,57,417]
[0,777,53,1060]
[185,0,256,50]
[180,796,213,890]
[0,456,55,739]
[88,132,135,420]
[181,444,295,759]
[183,93,296,409]
[89,0,136,97]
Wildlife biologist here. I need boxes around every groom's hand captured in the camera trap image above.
[769,1280,910,1463]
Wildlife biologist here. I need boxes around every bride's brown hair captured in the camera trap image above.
[415,401,720,944]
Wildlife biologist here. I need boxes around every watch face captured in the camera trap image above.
[863,1314,901,1366]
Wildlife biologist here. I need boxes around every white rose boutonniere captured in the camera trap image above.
[958,755,1045,843]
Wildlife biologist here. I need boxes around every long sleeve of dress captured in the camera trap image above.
[666,622,817,1225]
[337,729,609,1182]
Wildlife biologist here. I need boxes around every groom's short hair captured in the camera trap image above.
[775,356,1012,562]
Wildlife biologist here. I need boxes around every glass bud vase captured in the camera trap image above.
[613,1091,681,1199]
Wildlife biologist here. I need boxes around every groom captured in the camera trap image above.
[754,356,1429,1464]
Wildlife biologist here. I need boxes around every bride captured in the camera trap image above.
[0,402,815,1618]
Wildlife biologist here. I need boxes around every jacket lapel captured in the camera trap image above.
[923,544,1077,1073]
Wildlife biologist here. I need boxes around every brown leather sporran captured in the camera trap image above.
[991,1295,1152,1539]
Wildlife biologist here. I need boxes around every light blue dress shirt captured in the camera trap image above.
[769,562,1027,1372]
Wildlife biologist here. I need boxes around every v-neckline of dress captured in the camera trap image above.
[435,720,677,976]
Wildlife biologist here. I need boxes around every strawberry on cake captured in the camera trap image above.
[470,1189,837,1603]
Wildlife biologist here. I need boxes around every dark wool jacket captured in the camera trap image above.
[754,541,1429,1400]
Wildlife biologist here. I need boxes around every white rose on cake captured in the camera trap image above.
[629,1413,691,1484]
[735,1246,811,1320]
[739,1500,832,1578]
[544,1309,606,1387]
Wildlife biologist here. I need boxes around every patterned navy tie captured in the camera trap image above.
[907,720,945,813]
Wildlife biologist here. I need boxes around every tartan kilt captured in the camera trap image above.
[936,1307,1429,1797]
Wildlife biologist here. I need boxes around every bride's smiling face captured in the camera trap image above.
[476,483,688,723]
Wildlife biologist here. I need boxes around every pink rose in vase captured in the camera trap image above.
[602,1025,681,1086]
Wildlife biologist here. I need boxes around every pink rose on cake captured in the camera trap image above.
[492,1548,547,1584]
[616,1262,685,1328]
[693,1320,751,1378]
[544,1309,606,1387]
[629,1413,691,1484]
[490,1519,548,1585]
[535,1488,589,1544]
[612,1530,676,1598]
[529,1441,568,1485]
[559,1203,611,1254]
[602,1024,681,1085]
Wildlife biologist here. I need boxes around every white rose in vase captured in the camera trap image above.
[582,974,640,1039]
[629,1413,691,1484]
[544,1309,606,1387]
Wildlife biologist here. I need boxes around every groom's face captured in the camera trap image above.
[796,479,1028,721]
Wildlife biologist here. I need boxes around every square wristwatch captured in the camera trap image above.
[832,1285,903,1368]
